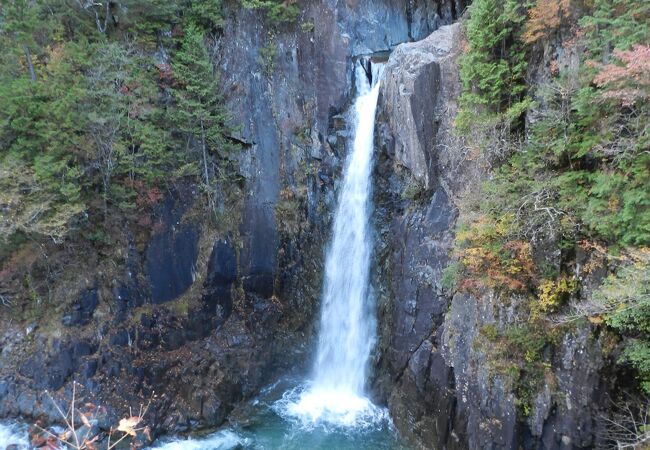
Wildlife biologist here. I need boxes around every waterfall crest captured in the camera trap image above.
[280,61,385,427]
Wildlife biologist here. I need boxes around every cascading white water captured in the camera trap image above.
[282,60,385,427]
[312,61,382,395]
[0,422,29,449]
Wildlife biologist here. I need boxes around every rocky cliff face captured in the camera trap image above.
[0,0,465,439]
[373,22,609,450]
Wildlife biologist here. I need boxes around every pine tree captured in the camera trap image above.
[457,0,529,130]
[170,24,232,198]
[0,0,43,81]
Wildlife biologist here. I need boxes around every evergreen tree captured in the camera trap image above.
[457,0,529,130]
[170,24,232,200]
[0,0,44,81]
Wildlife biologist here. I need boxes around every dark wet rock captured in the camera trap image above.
[112,235,147,323]
[202,239,238,328]
[109,330,130,347]
[145,190,199,304]
[80,359,98,380]
[161,329,185,351]
[62,288,98,327]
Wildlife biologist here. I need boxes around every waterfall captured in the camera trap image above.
[281,60,385,427]
[313,61,381,394]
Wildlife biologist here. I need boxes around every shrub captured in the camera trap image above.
[32,381,152,449]
[595,251,650,391]
[241,0,299,25]
[455,214,536,293]
[441,261,461,292]
[534,276,577,316]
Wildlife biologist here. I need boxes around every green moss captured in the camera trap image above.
[401,179,428,202]
[275,197,302,235]
[480,323,499,341]
[441,261,461,292]
[259,42,278,76]
[300,20,314,33]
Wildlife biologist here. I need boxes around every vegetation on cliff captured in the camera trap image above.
[0,0,231,244]
[0,0,297,242]
[453,0,650,404]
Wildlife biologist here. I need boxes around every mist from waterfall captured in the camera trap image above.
[280,60,385,428]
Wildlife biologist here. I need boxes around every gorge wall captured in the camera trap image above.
[372,21,612,450]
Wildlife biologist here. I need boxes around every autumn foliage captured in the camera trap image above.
[523,0,570,44]
[455,214,537,294]
[593,45,650,106]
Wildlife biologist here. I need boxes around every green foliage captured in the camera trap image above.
[300,20,315,33]
[504,324,559,416]
[534,277,576,316]
[619,341,650,393]
[401,178,428,202]
[457,0,529,131]
[241,0,300,25]
[480,323,499,341]
[454,214,536,293]
[170,23,237,208]
[441,261,461,292]
[184,0,225,30]
[0,0,236,246]
[579,0,650,56]
[478,321,557,417]
[514,362,547,417]
[505,325,549,363]
[595,252,650,391]
[453,0,650,310]
[259,41,278,76]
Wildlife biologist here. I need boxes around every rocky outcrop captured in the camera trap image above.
[374,22,465,448]
[380,26,456,188]
[374,21,609,450]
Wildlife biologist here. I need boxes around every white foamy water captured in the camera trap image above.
[282,60,385,427]
[276,383,389,430]
[0,422,30,449]
[148,429,247,450]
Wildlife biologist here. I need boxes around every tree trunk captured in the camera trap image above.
[94,1,110,34]
[103,180,109,223]
[23,45,36,82]
[200,118,210,186]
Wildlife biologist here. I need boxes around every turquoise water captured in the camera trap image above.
[0,380,409,450]
[150,379,410,450]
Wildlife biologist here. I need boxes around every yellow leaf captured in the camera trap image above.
[80,412,91,428]
[588,316,604,325]
[117,416,140,437]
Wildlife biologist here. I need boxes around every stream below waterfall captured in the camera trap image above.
[0,378,410,450]
[149,378,409,450]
